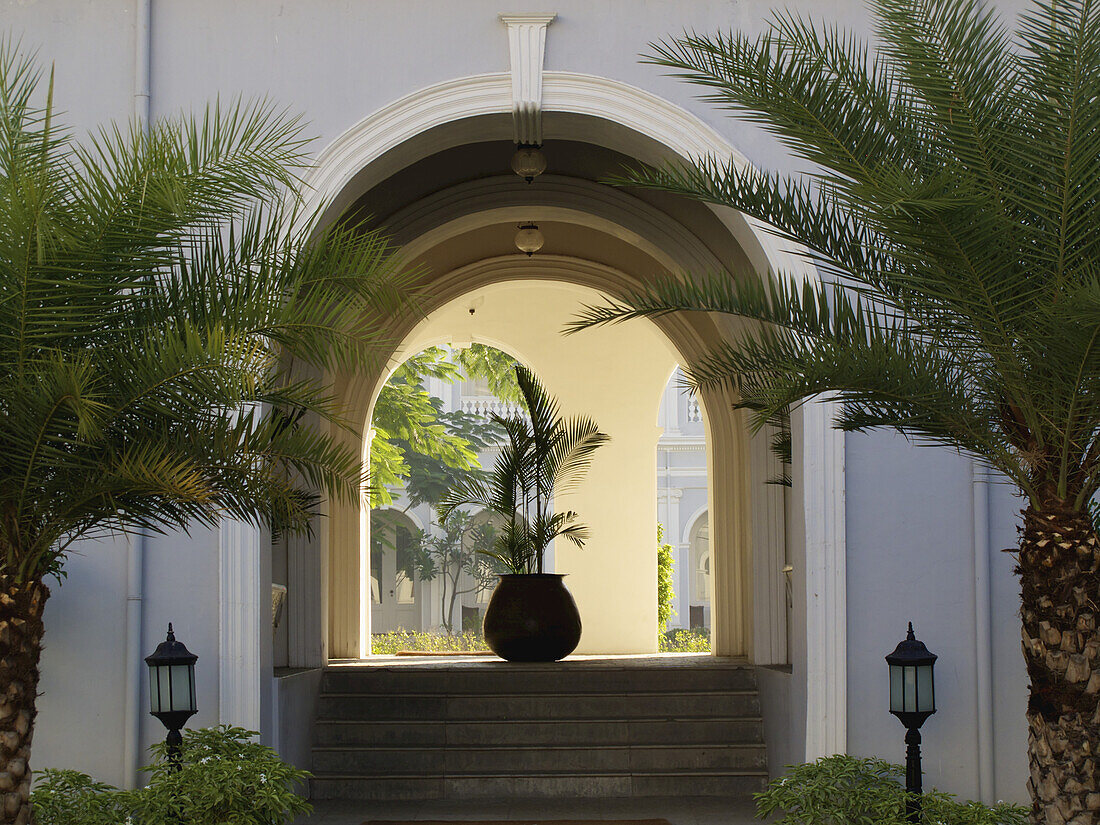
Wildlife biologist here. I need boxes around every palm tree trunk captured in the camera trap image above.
[0,576,47,825]
[1018,506,1100,825]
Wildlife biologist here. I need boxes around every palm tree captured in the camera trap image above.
[0,44,409,823]
[570,0,1100,821]
[438,366,609,574]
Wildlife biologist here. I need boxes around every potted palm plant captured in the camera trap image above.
[438,366,608,661]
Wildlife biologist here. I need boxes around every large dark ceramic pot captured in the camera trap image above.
[483,573,582,662]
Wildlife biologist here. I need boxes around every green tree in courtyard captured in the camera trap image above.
[0,45,409,825]
[369,348,477,505]
[396,509,500,633]
[369,344,516,506]
[571,1,1100,821]
[453,344,524,405]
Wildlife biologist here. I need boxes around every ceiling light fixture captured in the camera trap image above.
[511,144,547,184]
[514,223,544,256]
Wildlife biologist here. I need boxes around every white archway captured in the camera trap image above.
[302,72,847,758]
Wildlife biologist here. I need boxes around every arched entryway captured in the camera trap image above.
[333,253,756,658]
[279,70,847,757]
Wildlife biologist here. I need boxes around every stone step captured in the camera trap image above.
[321,662,756,696]
[309,770,769,800]
[315,690,760,721]
[313,716,763,748]
[311,659,767,802]
[312,743,768,775]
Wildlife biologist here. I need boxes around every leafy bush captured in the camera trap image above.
[371,629,489,654]
[32,726,310,825]
[659,627,711,652]
[656,522,676,633]
[756,755,1028,825]
[31,771,135,825]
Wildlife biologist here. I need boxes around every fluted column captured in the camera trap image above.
[219,518,263,730]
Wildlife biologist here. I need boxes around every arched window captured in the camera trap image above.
[394,524,416,605]
[370,509,422,632]
[691,516,710,606]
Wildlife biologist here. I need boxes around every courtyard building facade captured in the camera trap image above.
[6,0,1031,806]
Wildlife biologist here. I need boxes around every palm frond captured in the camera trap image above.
[0,45,414,580]
[571,0,1100,512]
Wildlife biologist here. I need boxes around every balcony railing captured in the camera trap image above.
[461,396,527,420]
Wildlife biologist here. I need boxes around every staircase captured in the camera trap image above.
[310,656,769,800]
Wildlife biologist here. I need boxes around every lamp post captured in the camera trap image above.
[146,623,198,770]
[886,622,937,823]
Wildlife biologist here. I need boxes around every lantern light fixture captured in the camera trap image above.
[886,622,937,823]
[146,623,198,769]
[515,223,545,256]
[511,144,547,183]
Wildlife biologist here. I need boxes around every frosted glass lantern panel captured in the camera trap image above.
[150,668,167,712]
[903,665,918,712]
[170,665,194,711]
[889,665,903,712]
[916,664,935,712]
[149,665,194,713]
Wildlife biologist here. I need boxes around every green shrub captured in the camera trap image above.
[656,522,676,632]
[31,770,135,825]
[32,726,310,825]
[756,755,1028,825]
[370,629,489,653]
[659,626,711,652]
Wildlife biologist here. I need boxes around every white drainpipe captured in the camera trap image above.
[972,460,995,802]
[123,0,152,789]
[122,531,146,789]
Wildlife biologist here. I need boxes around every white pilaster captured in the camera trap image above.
[500,13,556,145]
[750,422,789,665]
[287,527,323,667]
[219,518,263,731]
[801,400,847,757]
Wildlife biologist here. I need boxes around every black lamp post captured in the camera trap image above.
[146,623,198,770]
[886,622,937,823]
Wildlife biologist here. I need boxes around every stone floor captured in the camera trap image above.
[298,796,760,825]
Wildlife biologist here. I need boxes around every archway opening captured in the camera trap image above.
[358,280,690,655]
[656,367,713,653]
[367,342,526,650]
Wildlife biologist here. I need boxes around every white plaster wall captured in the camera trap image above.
[845,431,1028,803]
[0,0,135,133]
[34,526,222,788]
[989,477,1031,801]
[34,536,129,783]
[5,0,999,181]
[138,528,223,771]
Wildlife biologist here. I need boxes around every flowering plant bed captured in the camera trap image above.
[371,630,490,654]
